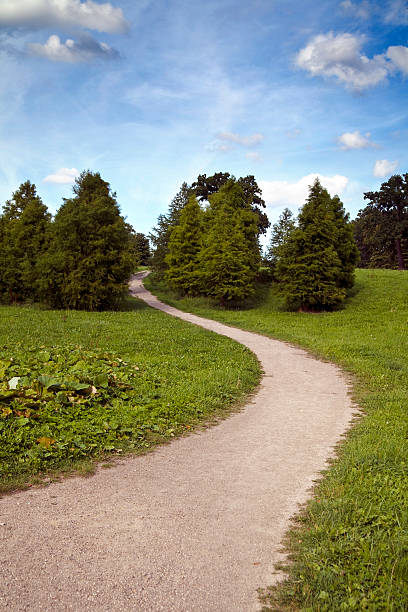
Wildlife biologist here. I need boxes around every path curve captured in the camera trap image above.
[0,273,355,612]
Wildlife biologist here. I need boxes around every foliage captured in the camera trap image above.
[276,179,358,310]
[199,181,260,303]
[264,208,295,272]
[192,171,269,235]
[361,173,408,270]
[0,297,260,490]
[165,195,203,295]
[149,182,193,277]
[0,181,51,303]
[132,232,150,265]
[353,206,399,268]
[146,268,408,612]
[39,171,134,311]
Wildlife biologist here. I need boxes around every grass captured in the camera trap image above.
[145,269,408,611]
[0,296,260,493]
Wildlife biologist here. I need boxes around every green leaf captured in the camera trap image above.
[37,375,62,390]
[94,373,109,388]
[37,351,51,362]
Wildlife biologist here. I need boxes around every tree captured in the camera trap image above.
[0,181,51,302]
[276,179,358,311]
[149,182,193,277]
[192,172,270,235]
[127,230,150,267]
[199,181,260,303]
[265,208,296,271]
[353,205,398,268]
[363,174,408,270]
[39,171,134,310]
[165,196,203,295]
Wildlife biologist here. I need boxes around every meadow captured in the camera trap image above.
[0,297,260,493]
[145,269,408,611]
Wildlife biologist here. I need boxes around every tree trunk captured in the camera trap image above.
[395,237,405,270]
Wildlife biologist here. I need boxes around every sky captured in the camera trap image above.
[0,0,407,244]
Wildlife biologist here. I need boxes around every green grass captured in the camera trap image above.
[0,296,260,493]
[145,269,408,611]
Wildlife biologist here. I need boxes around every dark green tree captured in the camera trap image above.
[0,181,51,302]
[276,179,358,311]
[165,196,203,295]
[363,174,408,270]
[149,182,193,277]
[200,181,260,303]
[133,232,150,265]
[192,172,269,235]
[39,171,134,310]
[353,205,399,268]
[265,208,296,271]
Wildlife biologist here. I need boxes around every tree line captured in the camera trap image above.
[0,171,150,310]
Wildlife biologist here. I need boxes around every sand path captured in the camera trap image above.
[0,273,354,611]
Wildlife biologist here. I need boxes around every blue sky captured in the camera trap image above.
[0,0,407,242]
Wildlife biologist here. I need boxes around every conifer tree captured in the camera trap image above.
[0,181,51,302]
[265,208,295,271]
[165,195,203,295]
[276,179,358,311]
[200,181,260,303]
[40,171,133,310]
[150,182,192,277]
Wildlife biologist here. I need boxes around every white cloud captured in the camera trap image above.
[340,0,371,19]
[384,0,408,24]
[246,151,262,162]
[338,130,376,149]
[260,174,349,209]
[0,0,128,33]
[43,167,79,184]
[373,159,398,178]
[296,32,389,90]
[28,34,119,62]
[387,45,408,75]
[216,131,264,147]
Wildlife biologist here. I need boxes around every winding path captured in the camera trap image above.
[0,274,354,611]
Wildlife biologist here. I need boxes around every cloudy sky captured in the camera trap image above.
[0,0,407,240]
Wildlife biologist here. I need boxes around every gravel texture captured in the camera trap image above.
[0,273,355,611]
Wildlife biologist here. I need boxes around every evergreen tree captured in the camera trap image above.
[149,182,192,277]
[265,208,296,271]
[200,181,260,303]
[133,232,150,265]
[353,205,400,268]
[363,174,408,270]
[40,171,133,310]
[0,181,51,302]
[165,196,203,295]
[276,179,358,311]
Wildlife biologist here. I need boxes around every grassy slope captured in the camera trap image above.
[0,297,260,492]
[145,269,408,611]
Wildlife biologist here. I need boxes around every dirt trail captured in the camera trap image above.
[0,273,355,611]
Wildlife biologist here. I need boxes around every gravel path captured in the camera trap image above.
[0,273,355,611]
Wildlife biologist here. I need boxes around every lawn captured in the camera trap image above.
[145,269,408,611]
[0,296,260,493]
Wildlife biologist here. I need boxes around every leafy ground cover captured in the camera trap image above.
[0,297,260,493]
[145,269,408,611]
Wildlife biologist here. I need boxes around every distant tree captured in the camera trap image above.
[0,181,51,302]
[128,230,150,267]
[39,171,134,310]
[363,174,408,270]
[200,181,260,303]
[265,208,296,271]
[192,172,269,235]
[276,179,358,311]
[149,182,193,277]
[165,196,203,295]
[353,206,398,268]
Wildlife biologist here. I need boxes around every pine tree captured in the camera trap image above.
[265,208,296,271]
[0,181,51,302]
[149,182,192,277]
[40,171,134,310]
[165,196,203,295]
[276,179,358,311]
[200,181,260,303]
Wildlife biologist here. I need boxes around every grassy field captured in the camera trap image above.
[145,269,408,611]
[0,296,260,493]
